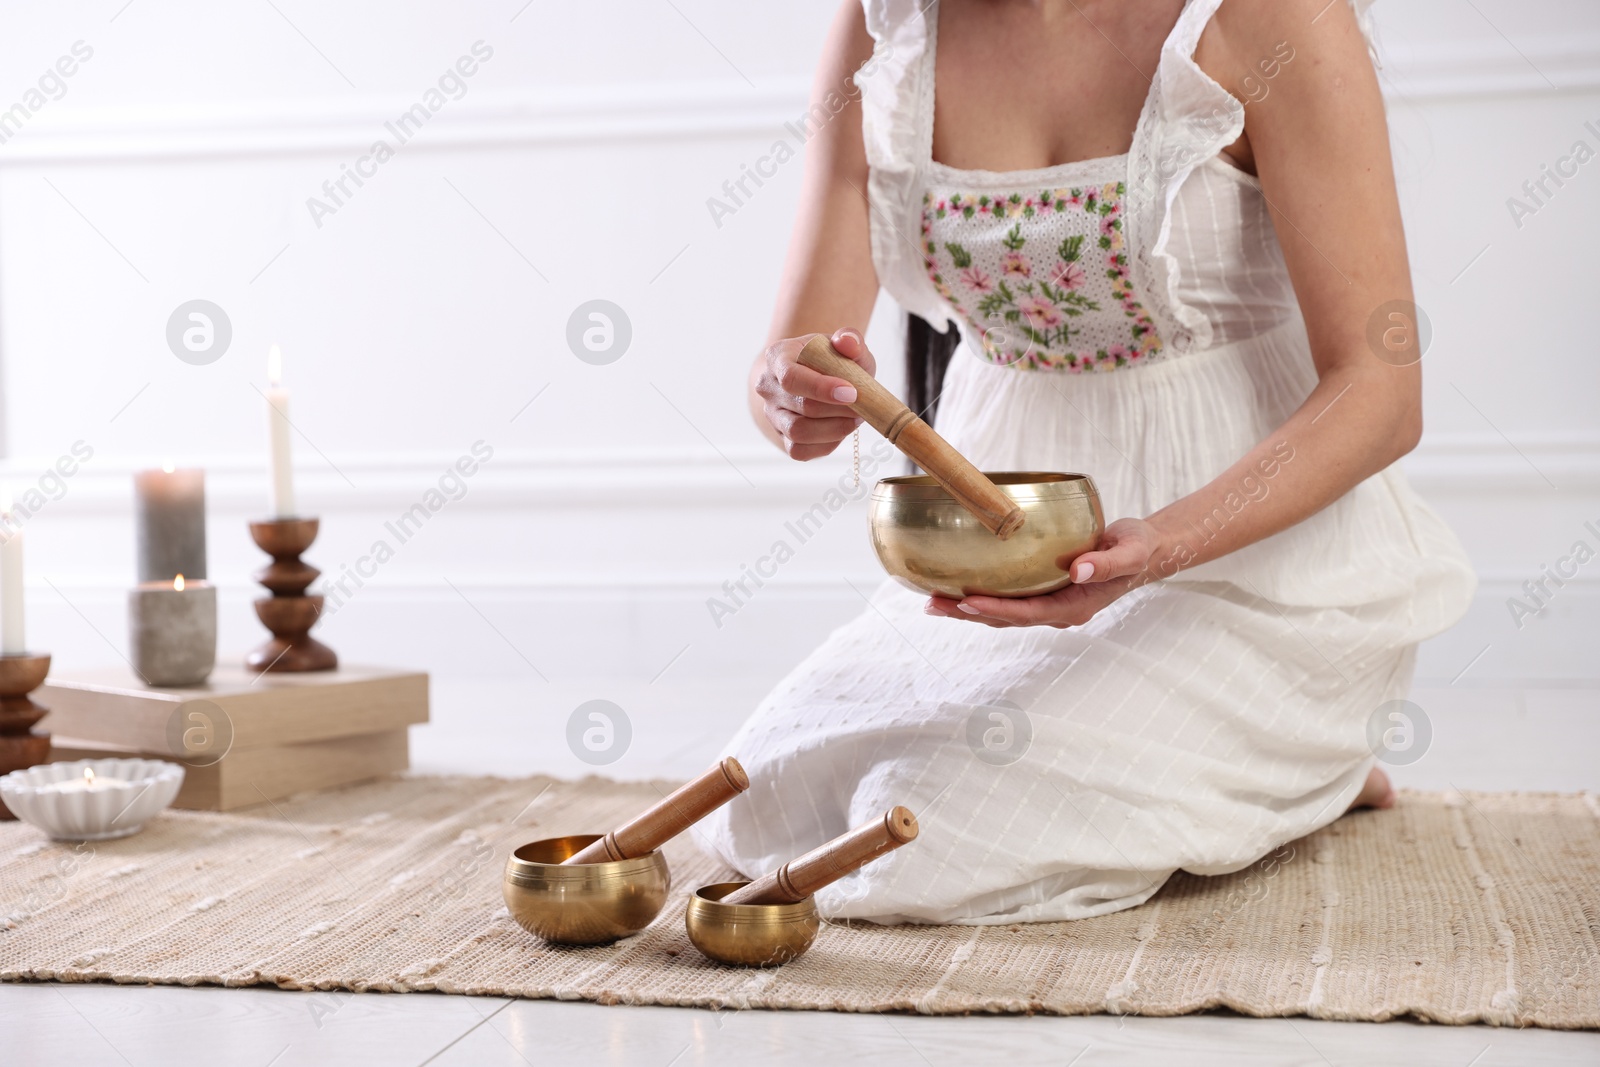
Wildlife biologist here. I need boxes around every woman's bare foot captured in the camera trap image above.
[1347,766,1396,812]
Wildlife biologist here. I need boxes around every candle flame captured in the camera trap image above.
[267,344,283,387]
[84,767,96,785]
[174,574,186,591]
[161,460,175,474]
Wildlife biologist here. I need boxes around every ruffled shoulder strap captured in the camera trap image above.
[1352,0,1381,62]
[857,0,929,165]
[1125,0,1381,356]
[857,0,950,325]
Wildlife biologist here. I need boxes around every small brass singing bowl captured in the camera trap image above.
[869,472,1105,599]
[502,834,671,946]
[684,882,821,967]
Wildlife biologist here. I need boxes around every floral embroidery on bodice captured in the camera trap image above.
[921,178,1164,372]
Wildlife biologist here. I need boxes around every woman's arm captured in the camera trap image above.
[935,0,1425,627]
[748,0,882,459]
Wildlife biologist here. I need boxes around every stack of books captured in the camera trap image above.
[40,665,428,810]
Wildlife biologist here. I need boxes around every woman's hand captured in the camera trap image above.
[753,328,875,460]
[925,518,1163,628]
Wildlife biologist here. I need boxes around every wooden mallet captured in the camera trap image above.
[797,335,1025,540]
[721,806,919,905]
[563,757,749,864]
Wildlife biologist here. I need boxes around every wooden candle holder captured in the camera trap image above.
[564,757,749,864]
[246,518,337,673]
[0,652,51,820]
[722,806,918,905]
[797,335,1025,540]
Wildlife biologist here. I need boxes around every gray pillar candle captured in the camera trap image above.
[134,468,206,583]
[129,578,217,687]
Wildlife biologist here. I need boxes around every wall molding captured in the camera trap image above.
[1376,33,1600,100]
[5,432,1598,515]
[1398,431,1600,492]
[29,571,1600,599]
[2,33,1597,165]
[0,81,813,165]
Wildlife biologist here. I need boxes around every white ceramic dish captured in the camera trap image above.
[0,758,184,840]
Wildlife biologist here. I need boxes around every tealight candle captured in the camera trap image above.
[128,574,217,687]
[0,759,184,840]
[40,766,126,794]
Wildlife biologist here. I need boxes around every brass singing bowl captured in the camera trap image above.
[869,472,1105,599]
[684,882,821,967]
[503,834,671,946]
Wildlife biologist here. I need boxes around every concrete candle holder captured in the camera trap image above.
[129,578,217,687]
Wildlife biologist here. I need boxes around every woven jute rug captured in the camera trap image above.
[1,775,1596,1028]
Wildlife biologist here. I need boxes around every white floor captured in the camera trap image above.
[7,983,1600,1067]
[5,676,1597,1066]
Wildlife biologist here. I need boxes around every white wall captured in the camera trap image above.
[0,1,1596,777]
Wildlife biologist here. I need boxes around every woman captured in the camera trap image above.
[705,0,1475,924]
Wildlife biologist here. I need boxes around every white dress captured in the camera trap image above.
[704,0,1476,924]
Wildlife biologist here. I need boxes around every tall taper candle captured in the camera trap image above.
[265,345,296,518]
[0,490,24,656]
[134,465,206,582]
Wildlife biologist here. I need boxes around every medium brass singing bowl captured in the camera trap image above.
[684,882,821,967]
[503,834,671,946]
[869,472,1105,599]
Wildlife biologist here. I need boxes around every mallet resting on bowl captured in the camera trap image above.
[797,335,1025,540]
[722,805,919,905]
[563,757,748,864]
[504,758,749,945]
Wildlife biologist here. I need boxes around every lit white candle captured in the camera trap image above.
[0,487,24,656]
[265,345,297,518]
